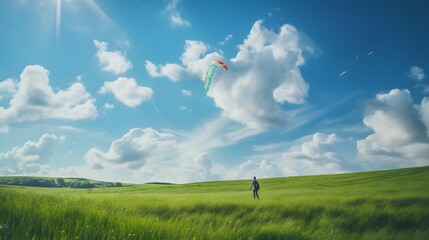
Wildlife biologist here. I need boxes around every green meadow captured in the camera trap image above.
[1,166,429,239]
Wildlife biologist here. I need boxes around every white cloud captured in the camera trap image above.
[277,133,348,175]
[338,71,347,77]
[145,20,311,128]
[170,13,191,27]
[213,21,309,128]
[166,0,191,27]
[220,34,233,45]
[408,66,425,81]
[232,159,283,179]
[0,65,97,123]
[229,89,429,180]
[179,152,218,181]
[145,61,184,81]
[145,40,213,81]
[0,134,65,175]
[421,97,429,136]
[145,60,162,78]
[85,128,177,170]
[357,89,429,169]
[160,63,185,81]
[166,0,178,11]
[0,126,9,134]
[0,78,18,101]
[94,40,132,74]
[181,89,192,97]
[103,103,114,110]
[99,77,153,107]
[226,132,354,180]
[178,103,191,112]
[84,117,263,183]
[116,39,130,49]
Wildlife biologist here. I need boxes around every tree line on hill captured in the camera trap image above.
[0,177,123,188]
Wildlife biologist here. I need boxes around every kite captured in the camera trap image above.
[203,60,228,95]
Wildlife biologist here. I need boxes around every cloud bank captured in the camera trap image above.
[84,117,264,183]
[0,134,65,175]
[237,132,356,179]
[3,88,426,182]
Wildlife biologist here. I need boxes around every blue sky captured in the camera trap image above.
[1,0,429,183]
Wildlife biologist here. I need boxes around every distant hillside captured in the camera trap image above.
[0,176,125,188]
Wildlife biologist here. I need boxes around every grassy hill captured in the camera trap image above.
[1,166,428,239]
[0,176,124,188]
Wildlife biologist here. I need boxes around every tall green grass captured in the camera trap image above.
[1,166,428,239]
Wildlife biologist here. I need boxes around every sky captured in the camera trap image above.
[1,0,429,183]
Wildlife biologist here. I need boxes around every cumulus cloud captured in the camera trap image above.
[85,128,177,170]
[145,20,311,128]
[99,77,153,107]
[0,78,18,101]
[0,134,65,175]
[0,65,97,123]
[223,90,429,180]
[277,133,349,175]
[94,40,132,74]
[212,21,310,128]
[145,60,162,78]
[161,63,185,81]
[232,159,283,179]
[192,153,214,177]
[103,103,114,110]
[145,40,215,81]
[214,131,352,180]
[145,61,185,81]
[83,127,221,183]
[226,132,354,179]
[179,152,218,181]
[84,126,196,182]
[357,89,429,169]
[421,97,429,136]
[408,66,425,81]
[82,119,359,182]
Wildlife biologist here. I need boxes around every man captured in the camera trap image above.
[249,176,260,199]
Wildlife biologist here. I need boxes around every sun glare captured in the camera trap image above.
[55,0,61,40]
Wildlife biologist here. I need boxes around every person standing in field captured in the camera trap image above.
[249,176,260,199]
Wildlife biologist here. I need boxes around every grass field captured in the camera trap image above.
[1,166,429,239]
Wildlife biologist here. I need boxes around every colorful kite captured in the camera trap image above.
[204,60,228,95]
